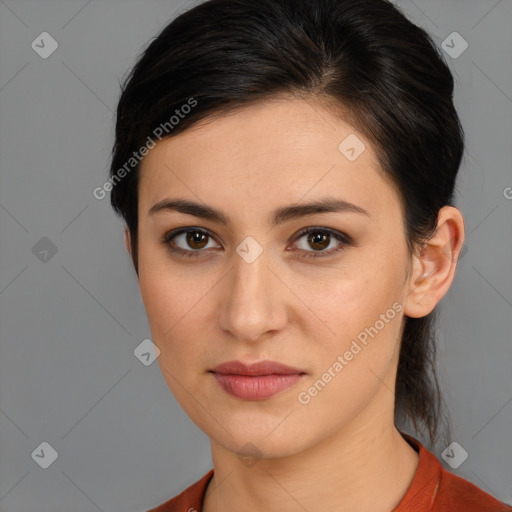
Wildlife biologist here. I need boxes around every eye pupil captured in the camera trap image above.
[309,232,329,251]
[187,230,208,249]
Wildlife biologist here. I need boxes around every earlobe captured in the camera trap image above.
[124,227,132,257]
[404,206,465,318]
[123,227,139,277]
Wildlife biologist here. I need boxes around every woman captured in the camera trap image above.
[108,0,512,510]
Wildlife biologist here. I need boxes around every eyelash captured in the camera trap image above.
[161,226,352,260]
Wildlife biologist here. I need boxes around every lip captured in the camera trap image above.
[209,360,306,400]
[210,359,305,376]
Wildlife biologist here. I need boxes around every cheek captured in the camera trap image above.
[138,240,186,329]
[298,285,403,427]
[137,248,185,353]
[138,269,206,405]
[317,268,402,333]
[138,270,172,334]
[304,252,406,386]
[136,251,212,373]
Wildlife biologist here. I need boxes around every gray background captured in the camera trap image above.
[0,0,511,511]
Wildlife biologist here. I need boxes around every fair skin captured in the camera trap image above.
[125,96,464,512]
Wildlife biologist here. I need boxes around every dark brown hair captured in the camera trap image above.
[109,0,464,446]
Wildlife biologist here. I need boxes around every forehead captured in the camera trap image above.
[137,97,399,224]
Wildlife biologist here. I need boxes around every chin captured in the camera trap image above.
[209,422,314,461]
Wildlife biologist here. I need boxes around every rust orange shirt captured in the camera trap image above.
[148,433,512,512]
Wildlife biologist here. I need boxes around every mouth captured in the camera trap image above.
[209,359,306,400]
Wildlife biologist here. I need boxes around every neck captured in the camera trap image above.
[203,415,419,512]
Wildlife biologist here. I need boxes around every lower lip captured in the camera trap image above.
[211,372,304,400]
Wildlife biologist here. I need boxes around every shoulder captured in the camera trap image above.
[146,469,214,512]
[400,432,511,512]
[434,465,512,511]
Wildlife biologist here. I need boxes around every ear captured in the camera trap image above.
[124,227,132,257]
[124,227,140,277]
[404,206,465,318]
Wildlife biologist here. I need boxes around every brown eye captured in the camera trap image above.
[293,227,351,259]
[162,228,220,258]
[307,232,330,251]
[185,230,209,250]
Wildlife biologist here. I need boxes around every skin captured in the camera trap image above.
[125,96,465,512]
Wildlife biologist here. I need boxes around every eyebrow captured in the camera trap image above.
[148,196,370,228]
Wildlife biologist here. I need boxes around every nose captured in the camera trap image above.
[217,247,288,343]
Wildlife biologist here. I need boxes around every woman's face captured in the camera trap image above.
[133,97,415,458]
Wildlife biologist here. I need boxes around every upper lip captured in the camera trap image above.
[210,359,305,376]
